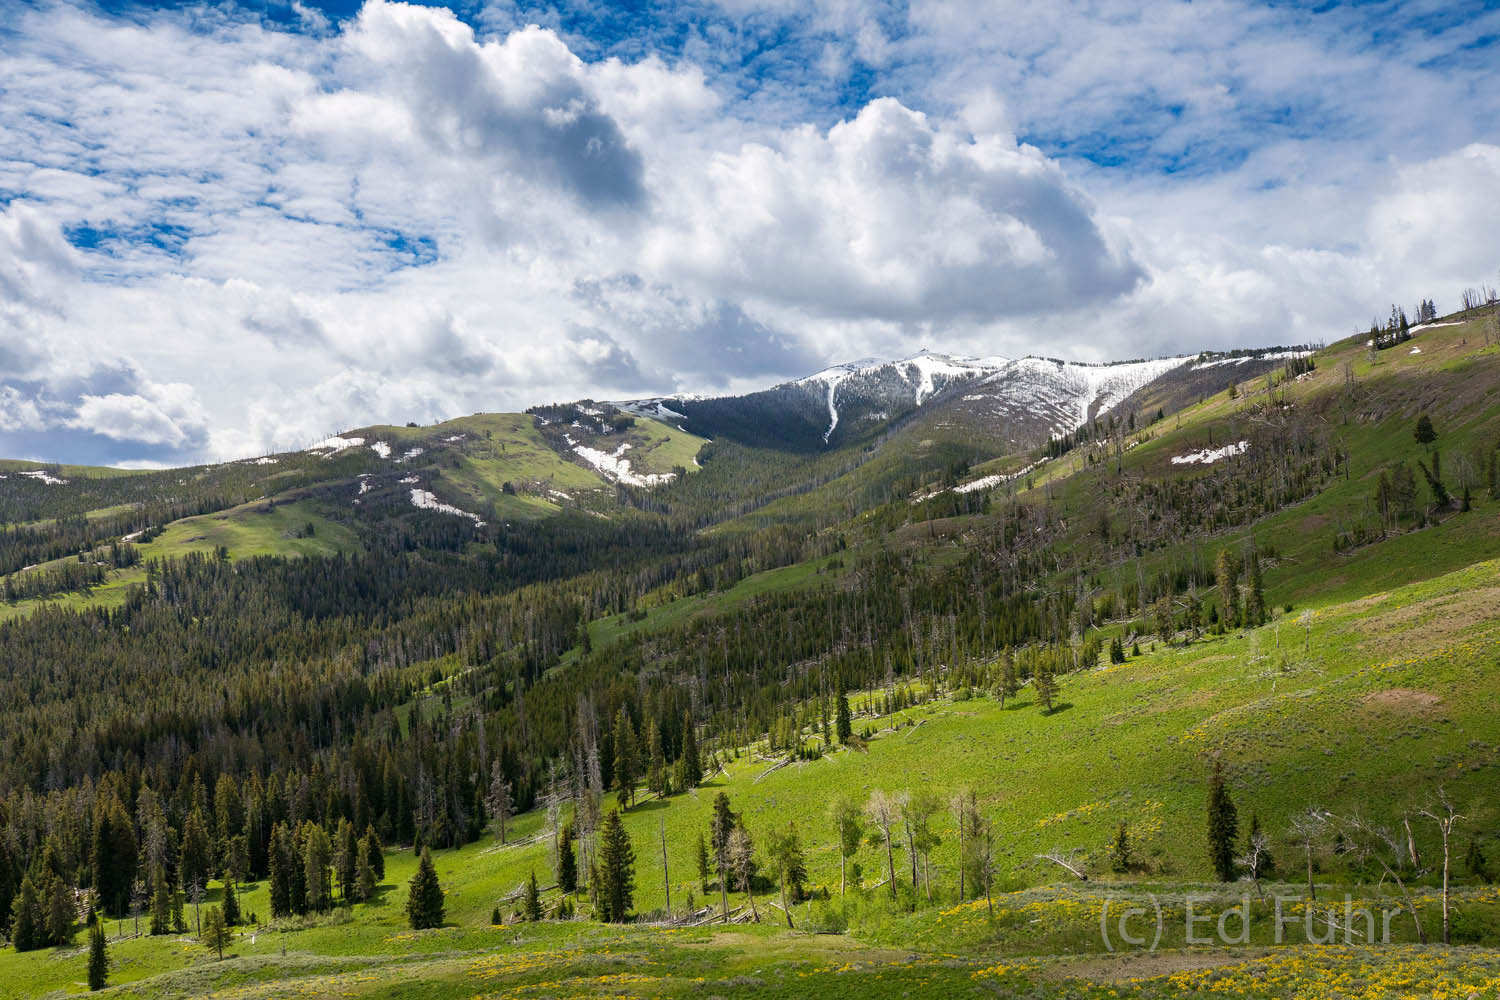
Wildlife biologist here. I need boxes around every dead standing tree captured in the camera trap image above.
[1418,791,1465,945]
[1321,810,1427,944]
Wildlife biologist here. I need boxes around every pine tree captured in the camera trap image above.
[1245,549,1266,627]
[221,879,241,927]
[87,920,108,990]
[835,687,852,744]
[678,712,702,790]
[1215,548,1240,631]
[522,870,542,922]
[303,823,333,913]
[766,822,807,928]
[997,652,1020,707]
[1466,838,1491,884]
[645,715,666,797]
[1033,659,1058,713]
[150,865,171,934]
[46,870,75,947]
[355,839,377,902]
[268,823,291,918]
[613,708,640,808]
[405,847,444,929]
[596,810,635,923]
[171,870,186,933]
[1109,821,1132,874]
[1207,761,1239,882]
[557,824,578,894]
[694,832,710,893]
[336,819,358,903]
[11,873,44,951]
[180,808,213,901]
[363,826,386,880]
[200,905,232,960]
[1415,412,1436,444]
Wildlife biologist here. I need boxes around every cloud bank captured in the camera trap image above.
[0,0,1496,464]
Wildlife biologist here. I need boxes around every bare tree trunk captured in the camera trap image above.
[660,819,671,921]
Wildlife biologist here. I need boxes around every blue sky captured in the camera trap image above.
[2,0,1499,465]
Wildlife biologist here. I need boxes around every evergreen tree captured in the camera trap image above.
[91,798,137,917]
[1207,761,1239,882]
[405,847,444,929]
[268,824,291,918]
[612,708,640,808]
[997,652,1020,707]
[46,869,75,947]
[835,687,853,744]
[708,792,736,918]
[766,822,808,928]
[150,865,171,934]
[355,839,377,902]
[645,716,666,797]
[1109,821,1132,874]
[1466,838,1491,884]
[180,808,213,900]
[1033,659,1058,713]
[221,879,241,927]
[694,832,710,893]
[1415,412,1436,444]
[11,873,44,951]
[596,810,635,923]
[1245,550,1266,627]
[363,827,386,880]
[336,819,358,903]
[521,870,542,922]
[557,824,578,894]
[200,905,232,960]
[87,919,108,990]
[171,871,186,933]
[678,712,702,790]
[1215,548,1240,631]
[302,823,333,913]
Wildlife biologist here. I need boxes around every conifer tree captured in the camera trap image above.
[487,762,512,844]
[363,826,385,880]
[557,824,578,894]
[835,686,853,744]
[1215,548,1240,631]
[1245,550,1266,627]
[268,824,291,918]
[708,792,736,919]
[303,823,333,913]
[11,873,43,951]
[694,832,710,894]
[355,839,377,902]
[645,716,666,797]
[1109,821,1132,873]
[405,847,444,929]
[1207,761,1239,882]
[596,810,635,923]
[521,870,542,922]
[612,708,640,808]
[678,712,702,789]
[180,808,213,900]
[336,819,358,903]
[46,869,75,946]
[171,870,186,933]
[221,879,241,927]
[150,865,171,934]
[87,919,108,990]
[200,905,232,960]
[1415,412,1436,444]
[766,822,807,928]
[1033,659,1058,713]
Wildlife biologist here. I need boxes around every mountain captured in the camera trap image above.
[652,346,1308,453]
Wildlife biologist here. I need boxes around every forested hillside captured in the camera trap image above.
[2,303,1500,998]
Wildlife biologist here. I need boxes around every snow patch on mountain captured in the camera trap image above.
[19,470,68,485]
[1171,440,1249,466]
[409,488,485,526]
[370,441,392,459]
[310,435,364,454]
[573,442,675,487]
[1190,350,1312,371]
